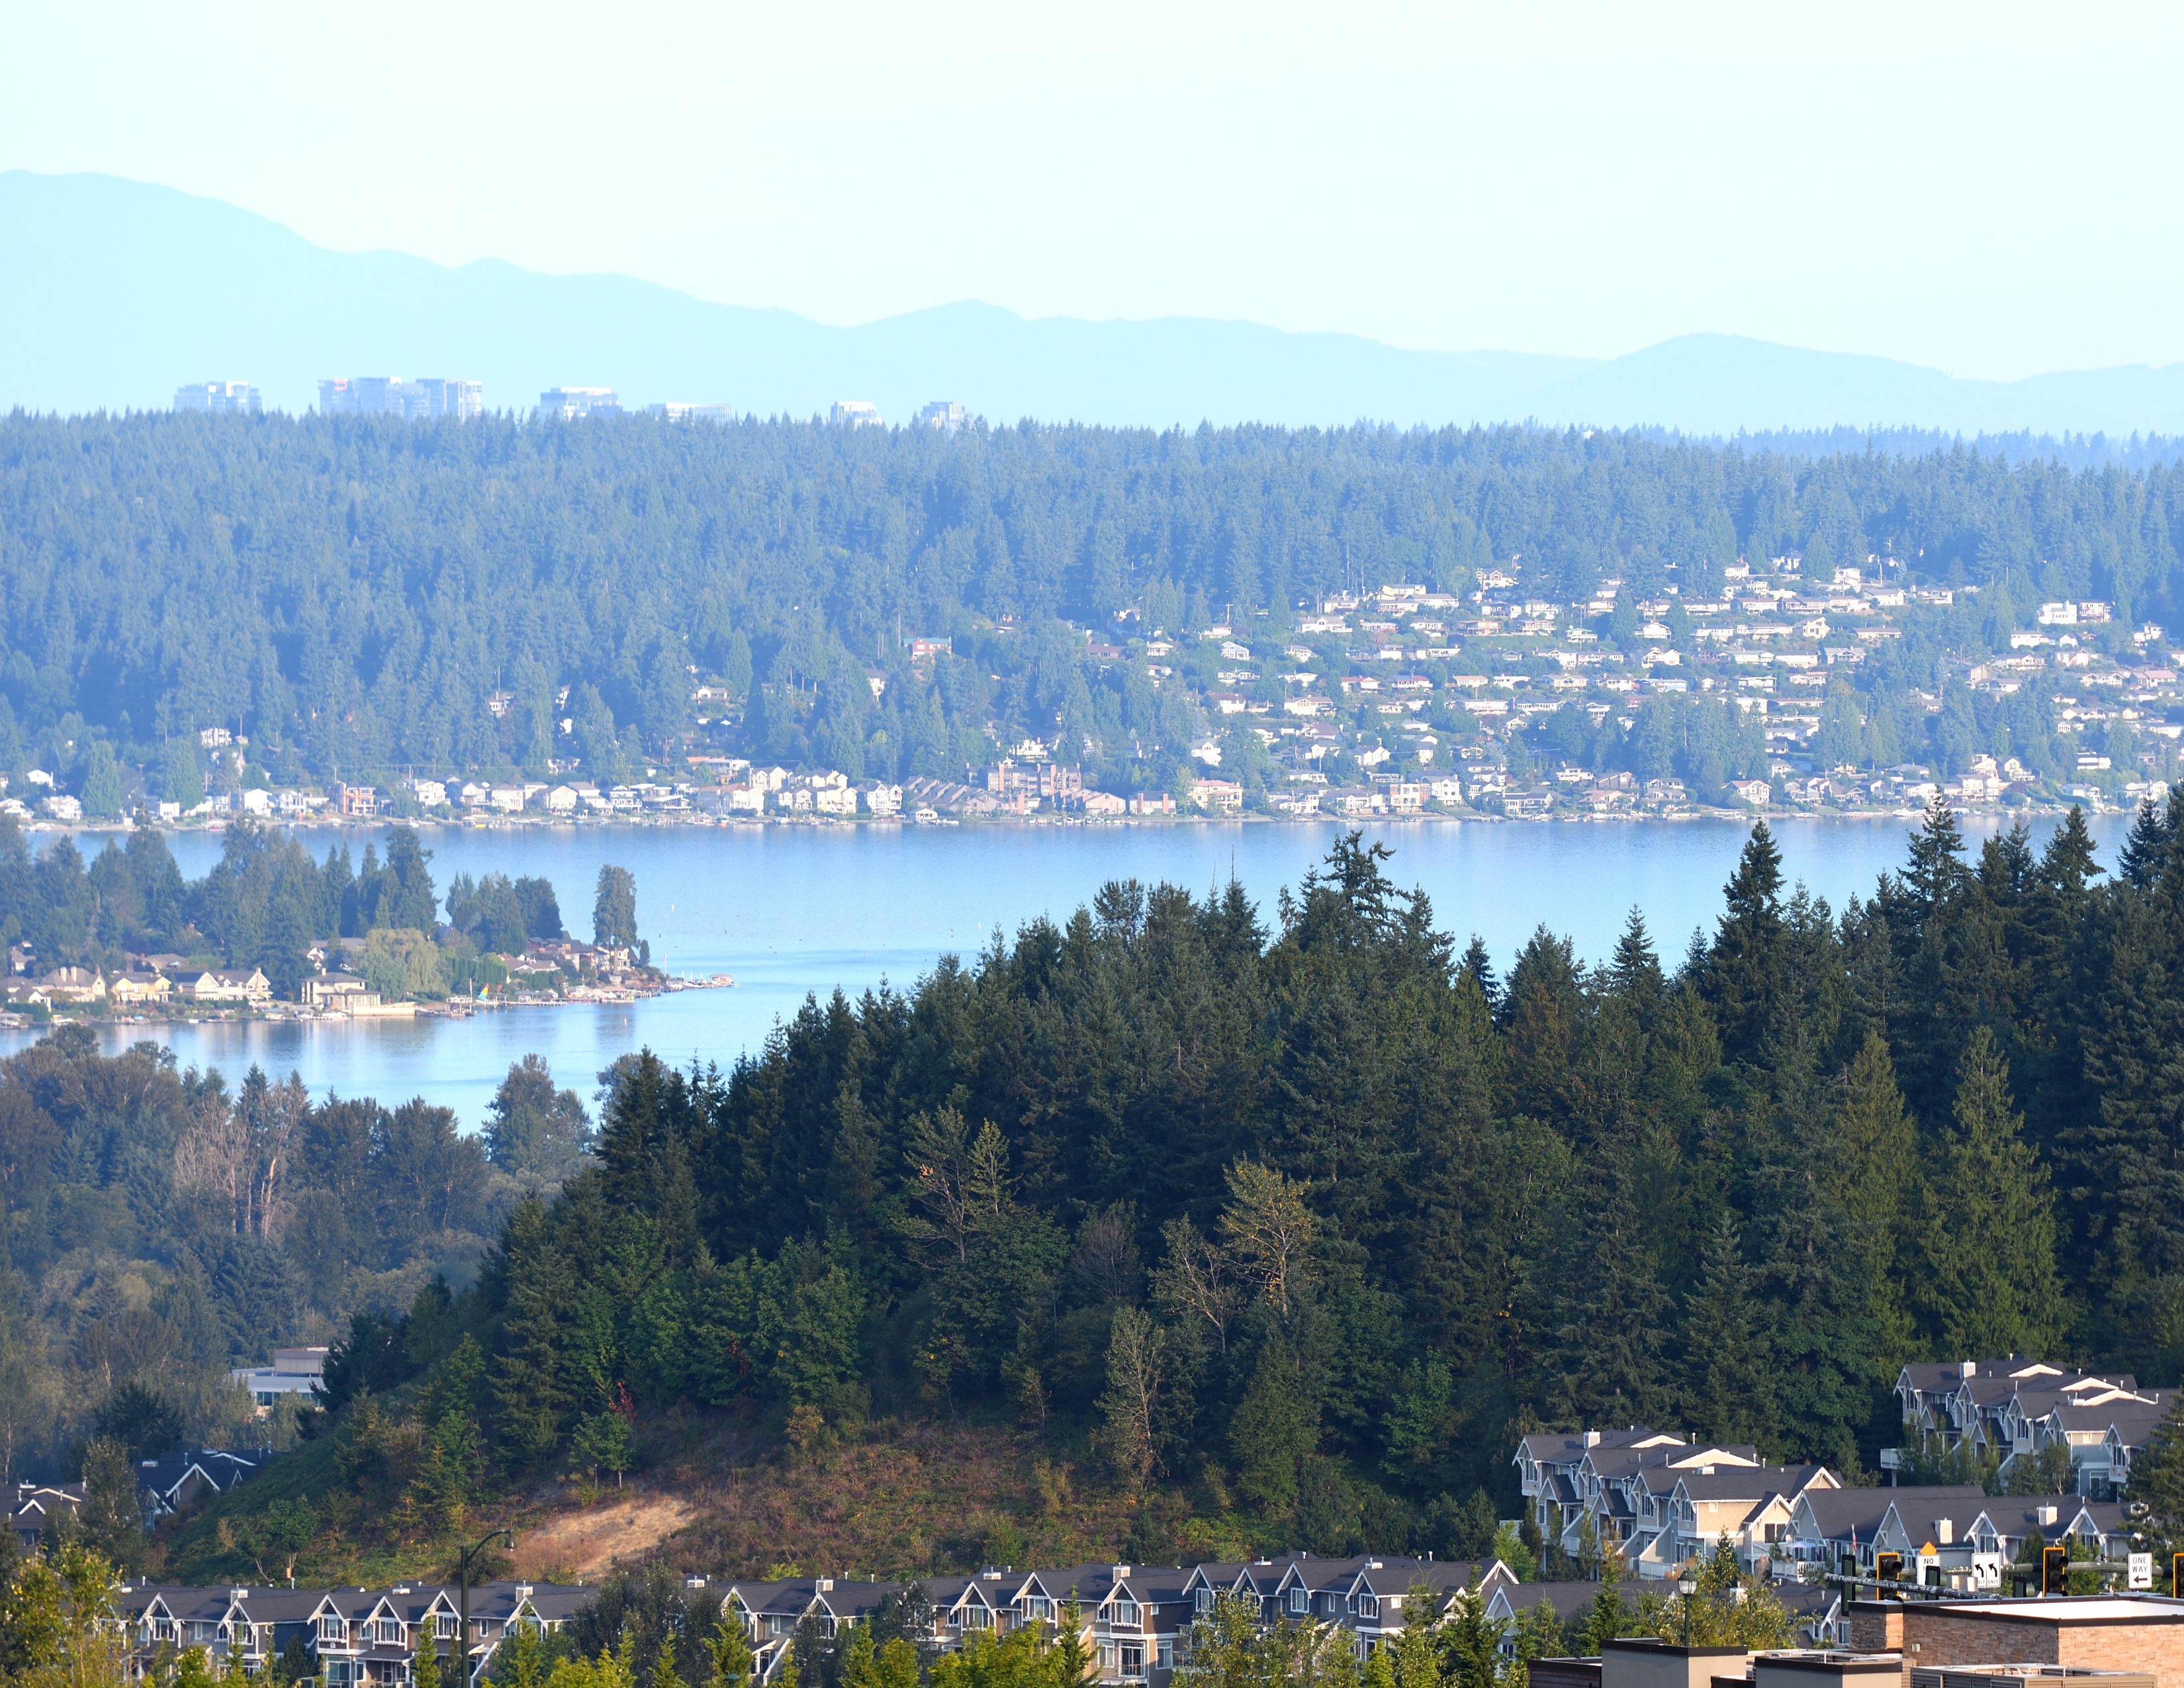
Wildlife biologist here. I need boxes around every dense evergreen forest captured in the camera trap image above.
[2,413,2182,792]
[0,1034,592,1476]
[46,801,2184,1579]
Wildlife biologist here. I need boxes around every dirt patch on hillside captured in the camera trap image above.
[514,1491,699,1580]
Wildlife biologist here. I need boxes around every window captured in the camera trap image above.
[1156,1643,1173,1671]
[1287,1589,1306,1615]
[1120,1646,1144,1680]
[1111,1600,1139,1629]
[1350,1595,1377,1620]
[319,1618,346,1644]
[437,1615,459,1639]
[960,1608,991,1631]
[1194,1591,1211,1615]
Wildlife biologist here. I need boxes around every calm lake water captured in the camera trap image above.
[11,813,2131,1127]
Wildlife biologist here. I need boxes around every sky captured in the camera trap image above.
[6,0,2183,381]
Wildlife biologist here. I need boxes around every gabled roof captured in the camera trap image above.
[1795,1484,1984,1541]
[228,1587,337,1624]
[1674,1464,1834,1507]
[1880,1490,1992,1543]
[1492,1582,1600,1621]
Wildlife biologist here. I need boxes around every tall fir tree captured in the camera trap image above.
[1914,1027,2066,1357]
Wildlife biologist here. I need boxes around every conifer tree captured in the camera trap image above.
[1704,825,1786,1063]
[1821,1031,1919,1376]
[1606,911,1663,1017]
[415,1624,444,1688]
[1915,1027,2065,1356]
[1682,1215,1771,1450]
[2120,798,2172,889]
[2126,1391,2184,1552]
[1441,1583,1509,1688]
[705,1617,754,1688]
[1457,937,1500,1017]
[1578,1552,1632,1654]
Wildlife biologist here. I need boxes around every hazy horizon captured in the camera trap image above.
[7,1,2184,384]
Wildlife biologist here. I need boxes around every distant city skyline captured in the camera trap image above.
[5,1,2183,383]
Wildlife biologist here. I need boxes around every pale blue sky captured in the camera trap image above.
[7,0,2181,379]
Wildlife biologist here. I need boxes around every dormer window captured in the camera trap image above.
[1111,1599,1140,1628]
[1287,1589,1307,1615]
[1195,1590,1212,1614]
[1351,1595,1379,1620]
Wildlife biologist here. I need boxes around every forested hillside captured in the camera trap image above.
[1,413,2181,796]
[0,1033,592,1476]
[97,802,2184,1583]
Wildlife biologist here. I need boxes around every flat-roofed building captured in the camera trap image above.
[539,387,620,419]
[174,381,262,414]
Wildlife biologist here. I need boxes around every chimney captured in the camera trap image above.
[686,1577,707,1590]
[1934,1520,1953,1546]
[1961,1360,1978,1379]
[2036,1505,2059,1527]
[1113,1566,1132,1580]
[1584,1430,1603,1447]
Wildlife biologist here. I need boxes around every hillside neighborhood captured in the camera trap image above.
[27,556,2184,831]
[21,1354,2184,1688]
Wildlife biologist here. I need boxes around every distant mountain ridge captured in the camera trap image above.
[8,169,2184,436]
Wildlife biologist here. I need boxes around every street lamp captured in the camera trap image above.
[457,1528,518,1688]
[1676,1577,1697,1648]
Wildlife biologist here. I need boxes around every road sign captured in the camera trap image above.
[1972,1553,2005,1591]
[2130,1552,2154,1590]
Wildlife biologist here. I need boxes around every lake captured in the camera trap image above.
[11,812,2130,1125]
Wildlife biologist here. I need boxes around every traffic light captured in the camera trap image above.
[2171,1552,2183,1598]
[2042,1546,2068,1595]
[1876,1551,1904,1596]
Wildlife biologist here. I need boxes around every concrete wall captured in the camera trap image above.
[1604,1640,1754,1688]
[1844,1603,2184,1687]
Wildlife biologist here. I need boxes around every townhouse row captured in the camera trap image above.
[1516,1362,2158,1590]
[1893,1358,2169,1495]
[124,1554,1827,1688]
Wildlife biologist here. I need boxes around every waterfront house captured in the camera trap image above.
[183,967,273,1006]
[302,973,379,1011]
[110,970,172,1007]
[38,965,106,1004]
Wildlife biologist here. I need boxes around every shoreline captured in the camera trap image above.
[22,795,2122,842]
[4,973,733,1035]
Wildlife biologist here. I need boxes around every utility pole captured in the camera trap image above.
[457,1527,517,1688]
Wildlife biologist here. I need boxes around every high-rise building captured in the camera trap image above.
[539,387,621,420]
[318,377,482,419]
[829,399,882,429]
[917,400,967,432]
[174,381,262,415]
[643,402,735,424]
